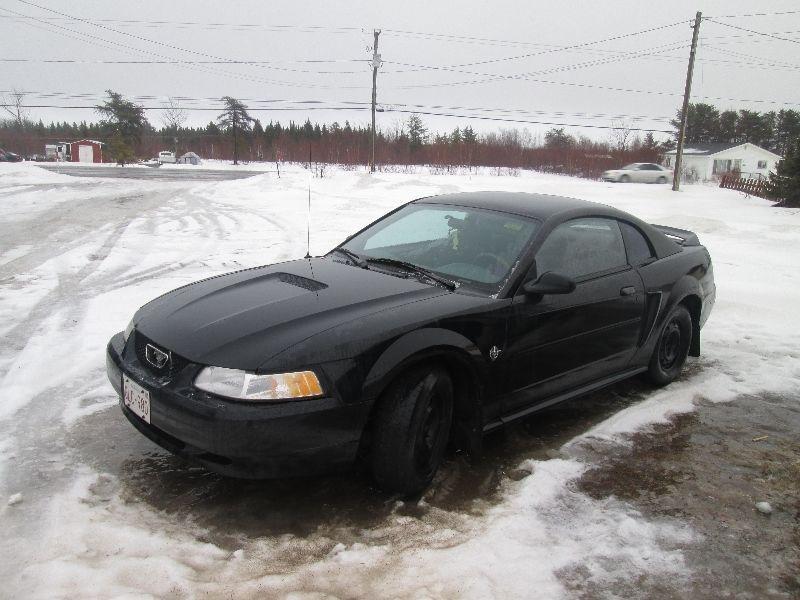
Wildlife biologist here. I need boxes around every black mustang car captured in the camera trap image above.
[107,192,715,493]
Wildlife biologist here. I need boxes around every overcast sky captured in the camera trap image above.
[2,0,799,142]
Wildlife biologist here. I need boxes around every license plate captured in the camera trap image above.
[123,374,151,424]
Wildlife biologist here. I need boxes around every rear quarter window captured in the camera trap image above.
[619,221,655,266]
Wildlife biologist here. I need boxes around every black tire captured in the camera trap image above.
[658,176,667,184]
[647,305,692,386]
[370,366,454,494]
[620,174,631,183]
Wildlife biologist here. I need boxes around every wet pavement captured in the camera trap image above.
[72,367,661,544]
[66,360,800,598]
[575,393,800,598]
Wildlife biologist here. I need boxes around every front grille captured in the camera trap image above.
[134,331,189,377]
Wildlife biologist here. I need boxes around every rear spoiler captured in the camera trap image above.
[652,224,700,247]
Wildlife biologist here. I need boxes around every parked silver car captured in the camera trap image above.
[602,163,672,183]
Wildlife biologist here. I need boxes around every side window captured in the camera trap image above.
[619,221,655,266]
[641,164,659,171]
[536,218,627,280]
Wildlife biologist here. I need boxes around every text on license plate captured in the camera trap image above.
[123,374,151,424]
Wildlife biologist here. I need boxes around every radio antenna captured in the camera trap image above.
[304,181,312,259]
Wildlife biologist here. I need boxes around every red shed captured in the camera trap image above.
[69,139,104,163]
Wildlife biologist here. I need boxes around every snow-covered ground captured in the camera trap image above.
[1,162,798,599]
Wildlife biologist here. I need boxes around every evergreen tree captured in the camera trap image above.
[462,125,477,144]
[768,137,800,207]
[642,131,659,151]
[717,110,738,143]
[544,127,574,148]
[736,110,771,146]
[450,127,462,145]
[672,103,719,144]
[775,110,800,155]
[217,96,253,164]
[95,90,148,162]
[407,114,427,151]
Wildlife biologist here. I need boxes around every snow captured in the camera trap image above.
[1,161,799,598]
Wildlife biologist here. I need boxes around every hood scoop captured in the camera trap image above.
[277,272,327,292]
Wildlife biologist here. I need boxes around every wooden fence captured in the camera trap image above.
[719,175,770,199]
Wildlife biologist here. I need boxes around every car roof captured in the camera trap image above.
[415,191,621,221]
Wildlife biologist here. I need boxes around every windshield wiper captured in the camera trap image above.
[366,257,458,291]
[331,247,368,268]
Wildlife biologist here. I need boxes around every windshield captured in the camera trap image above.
[621,163,638,170]
[339,203,539,290]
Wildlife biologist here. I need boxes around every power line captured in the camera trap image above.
[0,14,363,33]
[4,89,679,121]
[383,38,689,73]
[0,58,370,74]
[383,43,690,89]
[700,44,800,70]
[706,10,800,18]
[705,18,800,44]
[382,109,675,133]
[0,6,371,90]
[11,103,675,133]
[12,99,674,123]
[386,21,689,70]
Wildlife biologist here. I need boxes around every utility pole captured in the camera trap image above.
[370,29,381,173]
[232,106,238,165]
[673,11,702,192]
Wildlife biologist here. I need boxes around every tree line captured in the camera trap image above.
[0,91,798,202]
[673,103,800,156]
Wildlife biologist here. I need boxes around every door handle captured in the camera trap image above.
[620,286,637,296]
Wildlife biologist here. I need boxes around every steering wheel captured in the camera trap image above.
[475,252,511,273]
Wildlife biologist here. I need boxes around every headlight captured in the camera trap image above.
[123,319,135,343]
[194,367,324,401]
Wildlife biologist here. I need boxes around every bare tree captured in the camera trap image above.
[610,119,633,152]
[161,98,187,154]
[1,90,28,127]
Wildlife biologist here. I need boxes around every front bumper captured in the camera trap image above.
[106,332,369,478]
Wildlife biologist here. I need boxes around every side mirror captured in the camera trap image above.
[523,271,576,295]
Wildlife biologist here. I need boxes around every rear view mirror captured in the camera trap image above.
[523,271,576,295]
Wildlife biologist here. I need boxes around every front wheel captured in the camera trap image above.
[647,305,692,386]
[620,174,631,183]
[370,367,454,494]
[658,176,667,184]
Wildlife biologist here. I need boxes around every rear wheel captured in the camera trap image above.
[620,174,631,183]
[647,305,692,386]
[370,366,453,494]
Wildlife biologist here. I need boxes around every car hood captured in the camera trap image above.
[134,257,450,370]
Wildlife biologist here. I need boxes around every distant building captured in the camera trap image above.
[45,142,72,161]
[663,142,781,181]
[67,139,104,163]
[178,151,201,165]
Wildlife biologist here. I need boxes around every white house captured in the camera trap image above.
[663,142,781,182]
